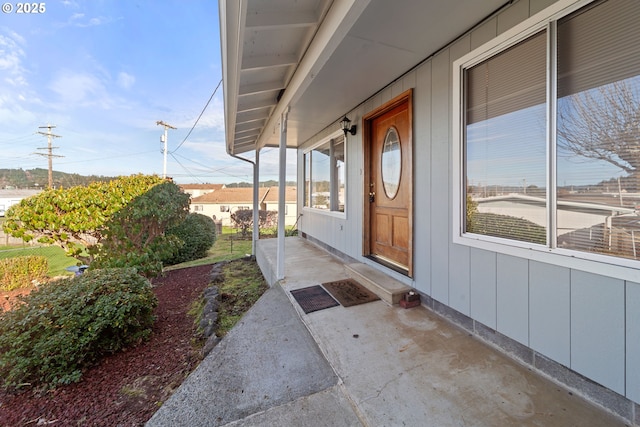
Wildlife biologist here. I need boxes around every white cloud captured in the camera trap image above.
[169,97,226,132]
[55,13,116,29]
[49,71,108,106]
[180,139,228,158]
[117,72,135,89]
[86,18,103,27]
[48,69,136,111]
[0,33,27,86]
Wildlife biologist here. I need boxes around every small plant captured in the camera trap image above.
[0,268,157,389]
[0,255,48,291]
[230,209,276,239]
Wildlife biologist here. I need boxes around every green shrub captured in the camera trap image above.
[0,255,48,291]
[91,181,190,278]
[163,213,217,265]
[468,212,546,245]
[0,268,157,389]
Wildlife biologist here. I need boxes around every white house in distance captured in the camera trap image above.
[0,189,42,244]
[190,186,298,227]
[219,0,640,424]
[0,189,42,216]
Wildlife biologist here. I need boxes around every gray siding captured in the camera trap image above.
[470,249,497,329]
[529,262,571,366]
[496,254,529,346]
[429,49,451,303]
[571,271,625,395]
[413,61,432,296]
[297,0,639,407]
[627,282,640,402]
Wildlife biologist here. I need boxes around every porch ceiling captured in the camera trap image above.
[219,0,507,155]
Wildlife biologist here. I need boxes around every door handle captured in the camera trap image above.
[369,192,375,203]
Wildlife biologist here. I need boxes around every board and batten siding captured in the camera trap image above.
[297,0,639,405]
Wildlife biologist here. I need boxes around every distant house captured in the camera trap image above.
[179,183,225,199]
[0,189,42,244]
[190,186,297,227]
[0,189,42,216]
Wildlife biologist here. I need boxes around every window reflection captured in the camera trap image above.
[382,127,401,199]
[461,0,640,262]
[303,135,345,212]
[556,0,640,259]
[464,31,547,244]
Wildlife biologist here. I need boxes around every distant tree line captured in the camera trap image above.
[0,168,116,189]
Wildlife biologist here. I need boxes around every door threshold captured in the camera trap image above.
[366,255,409,277]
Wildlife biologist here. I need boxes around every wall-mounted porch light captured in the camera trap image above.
[341,116,357,136]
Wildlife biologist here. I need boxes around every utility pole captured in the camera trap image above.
[156,120,176,179]
[36,124,63,188]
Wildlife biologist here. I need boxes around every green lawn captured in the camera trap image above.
[0,245,78,277]
[164,227,253,271]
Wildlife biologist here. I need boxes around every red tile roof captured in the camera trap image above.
[191,186,296,203]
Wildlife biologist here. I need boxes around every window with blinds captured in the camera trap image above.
[462,0,640,262]
[465,31,547,244]
[556,0,640,260]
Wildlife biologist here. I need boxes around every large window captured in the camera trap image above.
[457,0,640,264]
[303,133,346,212]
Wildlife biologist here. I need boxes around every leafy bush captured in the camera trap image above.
[163,213,217,265]
[2,174,170,264]
[0,255,48,291]
[92,181,190,277]
[0,268,157,389]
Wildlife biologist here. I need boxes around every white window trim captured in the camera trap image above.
[452,0,640,283]
[302,129,347,218]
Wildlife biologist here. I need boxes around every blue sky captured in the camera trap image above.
[0,0,294,184]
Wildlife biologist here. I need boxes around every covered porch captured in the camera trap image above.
[253,236,627,426]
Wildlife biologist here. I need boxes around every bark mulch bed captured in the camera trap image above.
[0,264,214,426]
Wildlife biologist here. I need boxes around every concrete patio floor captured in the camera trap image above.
[149,237,628,426]
[256,237,626,426]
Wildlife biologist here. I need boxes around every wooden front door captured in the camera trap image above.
[364,90,413,276]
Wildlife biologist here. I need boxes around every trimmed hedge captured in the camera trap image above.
[0,268,157,389]
[163,213,217,265]
[468,212,546,245]
[0,255,48,291]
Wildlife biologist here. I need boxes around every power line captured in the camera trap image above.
[170,79,222,154]
[56,150,158,166]
[169,152,203,184]
[171,152,250,179]
[0,134,39,146]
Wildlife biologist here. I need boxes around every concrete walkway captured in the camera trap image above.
[148,238,627,426]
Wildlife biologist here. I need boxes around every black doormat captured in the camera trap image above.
[290,285,339,314]
[322,278,380,307]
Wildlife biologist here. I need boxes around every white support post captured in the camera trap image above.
[277,108,289,280]
[252,148,260,255]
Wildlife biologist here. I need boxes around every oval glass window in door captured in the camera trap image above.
[381,127,401,199]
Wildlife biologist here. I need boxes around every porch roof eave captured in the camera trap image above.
[219,0,510,157]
